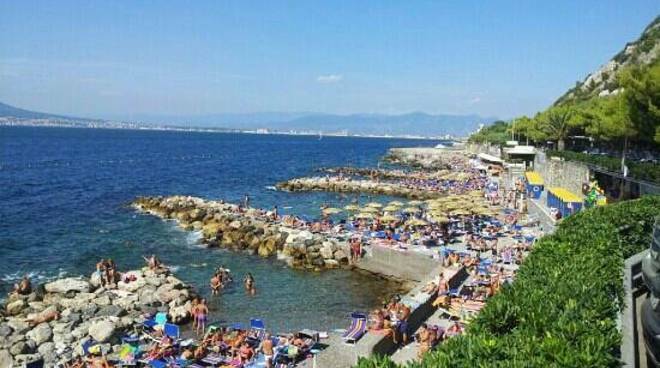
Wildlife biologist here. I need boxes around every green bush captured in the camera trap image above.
[356,196,660,368]
[547,150,660,184]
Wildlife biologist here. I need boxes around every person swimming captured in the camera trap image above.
[210,273,222,295]
[243,273,255,294]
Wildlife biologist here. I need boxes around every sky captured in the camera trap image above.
[0,1,658,120]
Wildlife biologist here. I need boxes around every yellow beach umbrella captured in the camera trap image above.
[366,202,383,208]
[383,205,400,212]
[408,200,424,206]
[379,214,399,222]
[322,207,342,215]
[361,207,380,213]
[406,218,428,226]
[355,212,374,219]
[388,201,405,206]
[402,207,419,213]
[431,215,450,223]
[451,209,471,216]
[344,204,359,211]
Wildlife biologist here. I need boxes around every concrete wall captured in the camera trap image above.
[534,152,590,196]
[356,246,443,282]
[620,250,649,368]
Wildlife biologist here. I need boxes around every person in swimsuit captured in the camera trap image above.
[416,323,431,359]
[195,298,208,336]
[259,333,274,368]
[244,273,255,294]
[12,275,32,296]
[210,273,222,295]
[190,297,200,330]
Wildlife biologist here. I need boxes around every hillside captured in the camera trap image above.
[556,15,660,104]
[0,101,95,121]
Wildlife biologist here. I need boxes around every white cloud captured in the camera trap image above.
[316,74,343,83]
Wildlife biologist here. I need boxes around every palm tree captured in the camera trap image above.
[540,106,575,151]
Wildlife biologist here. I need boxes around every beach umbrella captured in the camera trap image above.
[355,212,374,219]
[388,201,405,206]
[469,191,484,197]
[451,209,471,216]
[344,204,359,211]
[431,215,450,223]
[402,207,419,213]
[366,202,383,208]
[361,207,380,213]
[322,207,342,215]
[383,205,400,212]
[406,218,428,227]
[379,214,399,222]
[408,200,424,206]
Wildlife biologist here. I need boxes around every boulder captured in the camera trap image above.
[6,319,30,335]
[319,244,334,259]
[0,324,12,338]
[96,305,126,318]
[44,278,91,294]
[26,323,52,346]
[0,350,12,368]
[10,341,28,355]
[5,299,26,316]
[334,249,349,262]
[88,319,116,343]
[14,353,42,366]
[324,259,340,268]
[37,342,56,364]
[93,294,111,306]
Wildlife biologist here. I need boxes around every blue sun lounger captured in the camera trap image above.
[249,318,266,341]
[342,312,368,343]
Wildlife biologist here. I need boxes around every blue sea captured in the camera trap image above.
[0,126,441,332]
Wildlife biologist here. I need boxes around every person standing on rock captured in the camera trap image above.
[243,194,250,208]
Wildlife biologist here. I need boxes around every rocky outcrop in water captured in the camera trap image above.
[0,269,195,367]
[132,196,350,271]
[276,177,446,199]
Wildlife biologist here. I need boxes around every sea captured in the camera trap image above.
[0,126,443,333]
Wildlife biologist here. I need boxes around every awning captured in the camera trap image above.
[506,145,537,155]
[548,187,582,203]
[525,171,544,185]
[477,153,504,164]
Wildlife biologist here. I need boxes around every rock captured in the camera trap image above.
[6,319,30,335]
[88,320,116,343]
[90,272,103,288]
[258,240,277,257]
[93,294,111,306]
[324,259,340,268]
[14,353,42,366]
[81,304,99,320]
[0,350,12,368]
[61,312,81,325]
[334,249,349,262]
[10,341,28,355]
[168,301,191,324]
[0,324,12,339]
[320,244,334,259]
[44,278,91,293]
[96,305,126,318]
[6,299,26,316]
[71,322,90,339]
[37,342,56,363]
[26,323,52,345]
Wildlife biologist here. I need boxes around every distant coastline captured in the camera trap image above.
[0,117,464,141]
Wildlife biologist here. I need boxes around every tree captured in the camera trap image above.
[468,120,510,147]
[618,61,660,144]
[537,105,580,150]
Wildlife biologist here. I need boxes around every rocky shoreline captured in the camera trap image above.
[1,268,195,367]
[276,177,448,199]
[132,196,351,271]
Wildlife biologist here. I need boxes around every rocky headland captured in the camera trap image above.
[132,196,351,271]
[276,177,447,199]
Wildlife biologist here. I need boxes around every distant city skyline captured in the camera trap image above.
[1,1,658,121]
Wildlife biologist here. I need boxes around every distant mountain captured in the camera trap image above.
[555,15,659,104]
[0,101,96,121]
[107,111,492,137]
[1,100,492,137]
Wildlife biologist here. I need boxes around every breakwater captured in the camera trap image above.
[1,268,195,367]
[276,177,447,199]
[132,196,351,271]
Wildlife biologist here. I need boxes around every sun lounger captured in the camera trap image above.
[164,323,180,339]
[342,312,367,343]
[202,352,225,365]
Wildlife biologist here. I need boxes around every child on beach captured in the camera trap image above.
[195,299,209,335]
